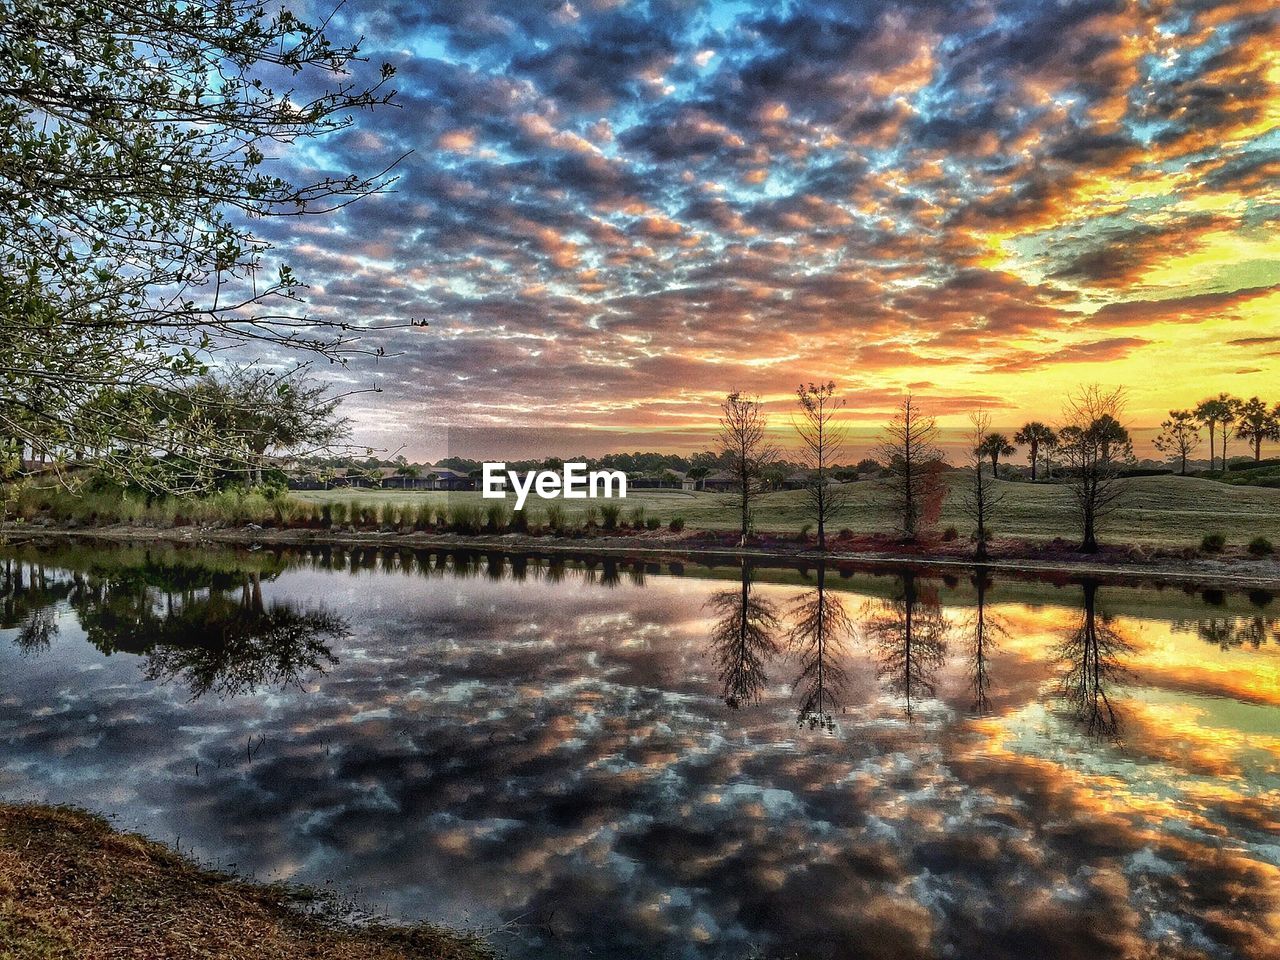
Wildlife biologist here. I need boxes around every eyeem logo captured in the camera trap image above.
[481,462,627,511]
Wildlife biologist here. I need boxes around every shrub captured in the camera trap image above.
[942,526,959,542]
[1201,533,1226,553]
[645,516,661,530]
[600,503,621,531]
[347,501,365,527]
[545,503,567,534]
[838,528,853,539]
[627,505,646,529]
[799,523,813,541]
[668,516,685,533]
[1248,536,1274,557]
[320,503,333,527]
[380,503,399,528]
[583,505,600,529]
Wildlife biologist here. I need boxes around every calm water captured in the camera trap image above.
[2,542,1278,959]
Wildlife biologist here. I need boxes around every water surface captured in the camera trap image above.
[2,542,1278,959]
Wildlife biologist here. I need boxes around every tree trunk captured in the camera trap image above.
[989,452,998,476]
[1207,424,1216,471]
[1256,437,1263,462]
[1029,442,1038,481]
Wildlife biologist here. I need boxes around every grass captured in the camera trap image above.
[8,472,1280,552]
[293,473,1280,549]
[0,802,495,960]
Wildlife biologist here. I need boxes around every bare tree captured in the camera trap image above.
[793,382,849,551]
[706,561,782,709]
[1153,410,1201,475]
[863,573,950,720]
[1056,581,1133,740]
[1057,385,1134,552]
[965,573,1006,715]
[962,412,1005,561]
[1236,397,1280,462]
[877,395,944,541]
[787,563,853,730]
[718,392,778,546]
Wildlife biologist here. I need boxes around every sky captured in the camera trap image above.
[260,0,1280,459]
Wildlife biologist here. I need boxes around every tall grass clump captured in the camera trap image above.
[627,505,646,530]
[448,502,483,534]
[583,505,599,530]
[485,501,510,532]
[600,503,621,531]
[545,503,567,534]
[414,502,434,531]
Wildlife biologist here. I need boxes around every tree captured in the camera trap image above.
[787,564,853,730]
[1194,394,1240,471]
[1,0,400,490]
[977,432,1015,478]
[1057,385,1134,552]
[189,368,349,485]
[1153,410,1201,475]
[877,396,944,541]
[1235,397,1279,462]
[965,573,1006,715]
[1056,581,1132,740]
[718,392,777,546]
[707,561,782,709]
[863,573,950,720]
[1014,422,1056,481]
[793,382,849,551]
[963,412,1005,560]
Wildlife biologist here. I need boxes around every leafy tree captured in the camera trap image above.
[1235,397,1279,462]
[1013,422,1056,480]
[1057,385,1134,552]
[718,391,777,546]
[977,432,1015,477]
[1,0,399,489]
[1153,410,1201,475]
[877,395,943,541]
[793,382,848,550]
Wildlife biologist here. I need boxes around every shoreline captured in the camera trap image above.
[5,522,1279,590]
[0,801,496,959]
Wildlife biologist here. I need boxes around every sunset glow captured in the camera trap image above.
[287,0,1280,455]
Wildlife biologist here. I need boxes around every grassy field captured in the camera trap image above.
[294,473,1280,550]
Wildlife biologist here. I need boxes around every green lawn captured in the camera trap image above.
[294,473,1280,549]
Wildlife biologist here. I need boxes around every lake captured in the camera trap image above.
[1,540,1277,959]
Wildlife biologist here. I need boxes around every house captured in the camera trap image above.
[629,470,686,490]
[699,470,736,493]
[781,470,813,490]
[419,467,476,491]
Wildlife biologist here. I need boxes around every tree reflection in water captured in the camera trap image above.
[787,563,853,731]
[3,556,345,700]
[1056,580,1133,740]
[964,572,1006,716]
[706,561,782,709]
[864,572,950,720]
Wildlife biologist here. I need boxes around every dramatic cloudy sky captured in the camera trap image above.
[265,0,1279,457]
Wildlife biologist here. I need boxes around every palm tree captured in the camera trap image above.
[1194,396,1230,471]
[977,432,1015,477]
[1014,422,1056,480]
[1236,397,1280,462]
[1217,394,1242,468]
